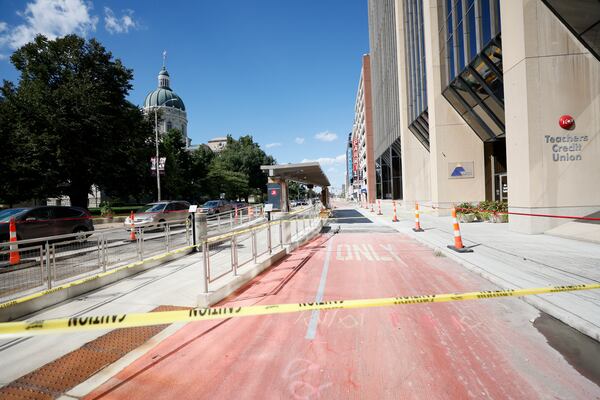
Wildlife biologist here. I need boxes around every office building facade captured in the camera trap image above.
[367,0,600,234]
[350,55,377,204]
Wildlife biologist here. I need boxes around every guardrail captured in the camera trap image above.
[199,205,322,292]
[0,219,192,301]
[0,205,267,303]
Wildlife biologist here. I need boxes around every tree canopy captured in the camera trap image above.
[0,34,154,207]
[0,35,277,208]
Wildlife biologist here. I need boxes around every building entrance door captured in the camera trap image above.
[494,173,508,201]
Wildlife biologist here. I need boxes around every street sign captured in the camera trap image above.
[150,157,166,171]
[189,205,198,213]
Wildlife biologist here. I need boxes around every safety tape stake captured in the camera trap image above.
[1,283,598,337]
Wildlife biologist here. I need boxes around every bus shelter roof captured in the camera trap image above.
[260,162,331,187]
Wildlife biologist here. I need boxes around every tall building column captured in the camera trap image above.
[501,0,600,233]
[394,0,431,207]
[422,0,486,213]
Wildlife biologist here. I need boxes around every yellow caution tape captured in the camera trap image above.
[1,283,598,337]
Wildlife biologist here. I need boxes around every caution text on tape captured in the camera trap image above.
[1,283,598,337]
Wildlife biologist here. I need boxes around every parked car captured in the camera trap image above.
[198,200,232,215]
[0,206,94,242]
[123,201,190,230]
[231,201,248,210]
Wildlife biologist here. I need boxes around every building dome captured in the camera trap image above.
[143,88,185,111]
[143,66,185,111]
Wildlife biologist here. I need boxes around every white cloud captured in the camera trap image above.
[0,0,98,50]
[314,130,338,142]
[294,137,305,144]
[104,7,138,34]
[265,142,282,149]
[301,154,345,166]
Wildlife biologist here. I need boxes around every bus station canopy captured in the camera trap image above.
[260,162,331,187]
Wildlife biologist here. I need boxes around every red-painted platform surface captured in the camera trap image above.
[86,232,599,399]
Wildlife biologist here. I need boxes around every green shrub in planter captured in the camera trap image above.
[456,202,478,223]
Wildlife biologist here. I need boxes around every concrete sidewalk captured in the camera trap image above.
[342,200,600,341]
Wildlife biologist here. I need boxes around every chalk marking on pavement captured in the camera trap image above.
[305,238,334,340]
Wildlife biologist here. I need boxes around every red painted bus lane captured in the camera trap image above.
[85,232,600,399]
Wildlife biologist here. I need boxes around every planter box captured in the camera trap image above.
[458,213,477,223]
[490,214,508,223]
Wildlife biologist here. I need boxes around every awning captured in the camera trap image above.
[260,162,331,187]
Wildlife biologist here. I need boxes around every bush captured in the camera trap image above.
[91,204,144,217]
[456,202,475,215]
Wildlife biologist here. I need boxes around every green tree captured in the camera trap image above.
[159,128,192,200]
[288,181,307,201]
[217,135,275,200]
[190,144,215,201]
[2,34,154,207]
[207,159,249,200]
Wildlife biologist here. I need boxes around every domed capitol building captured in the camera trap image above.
[143,57,190,147]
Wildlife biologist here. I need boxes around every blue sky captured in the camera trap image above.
[0,0,369,191]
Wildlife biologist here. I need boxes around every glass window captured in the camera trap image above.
[0,208,27,222]
[483,96,505,125]
[481,0,492,45]
[26,208,51,220]
[443,87,468,115]
[467,1,477,57]
[462,110,494,141]
[452,79,479,108]
[461,69,488,101]
[484,43,502,71]
[54,207,83,218]
[166,121,172,131]
[473,104,503,136]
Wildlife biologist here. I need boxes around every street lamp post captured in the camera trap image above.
[153,98,179,201]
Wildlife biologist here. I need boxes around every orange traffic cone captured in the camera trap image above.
[447,207,473,253]
[392,200,398,222]
[249,206,254,218]
[9,217,20,265]
[413,202,424,232]
[377,199,382,215]
[129,211,137,241]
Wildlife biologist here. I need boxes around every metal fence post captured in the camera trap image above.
[138,229,144,261]
[267,223,272,254]
[45,242,52,290]
[165,224,171,252]
[232,235,238,276]
[102,235,108,272]
[279,221,283,246]
[201,240,209,293]
[230,212,233,229]
[252,230,257,262]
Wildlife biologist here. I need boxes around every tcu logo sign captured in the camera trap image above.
[559,115,575,130]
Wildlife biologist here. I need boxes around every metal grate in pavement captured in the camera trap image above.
[0,305,189,399]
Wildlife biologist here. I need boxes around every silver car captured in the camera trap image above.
[124,201,190,230]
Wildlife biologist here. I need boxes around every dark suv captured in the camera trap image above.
[0,206,94,242]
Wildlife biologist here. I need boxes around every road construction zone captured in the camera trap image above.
[1,283,599,337]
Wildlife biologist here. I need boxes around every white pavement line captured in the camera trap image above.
[305,237,334,340]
